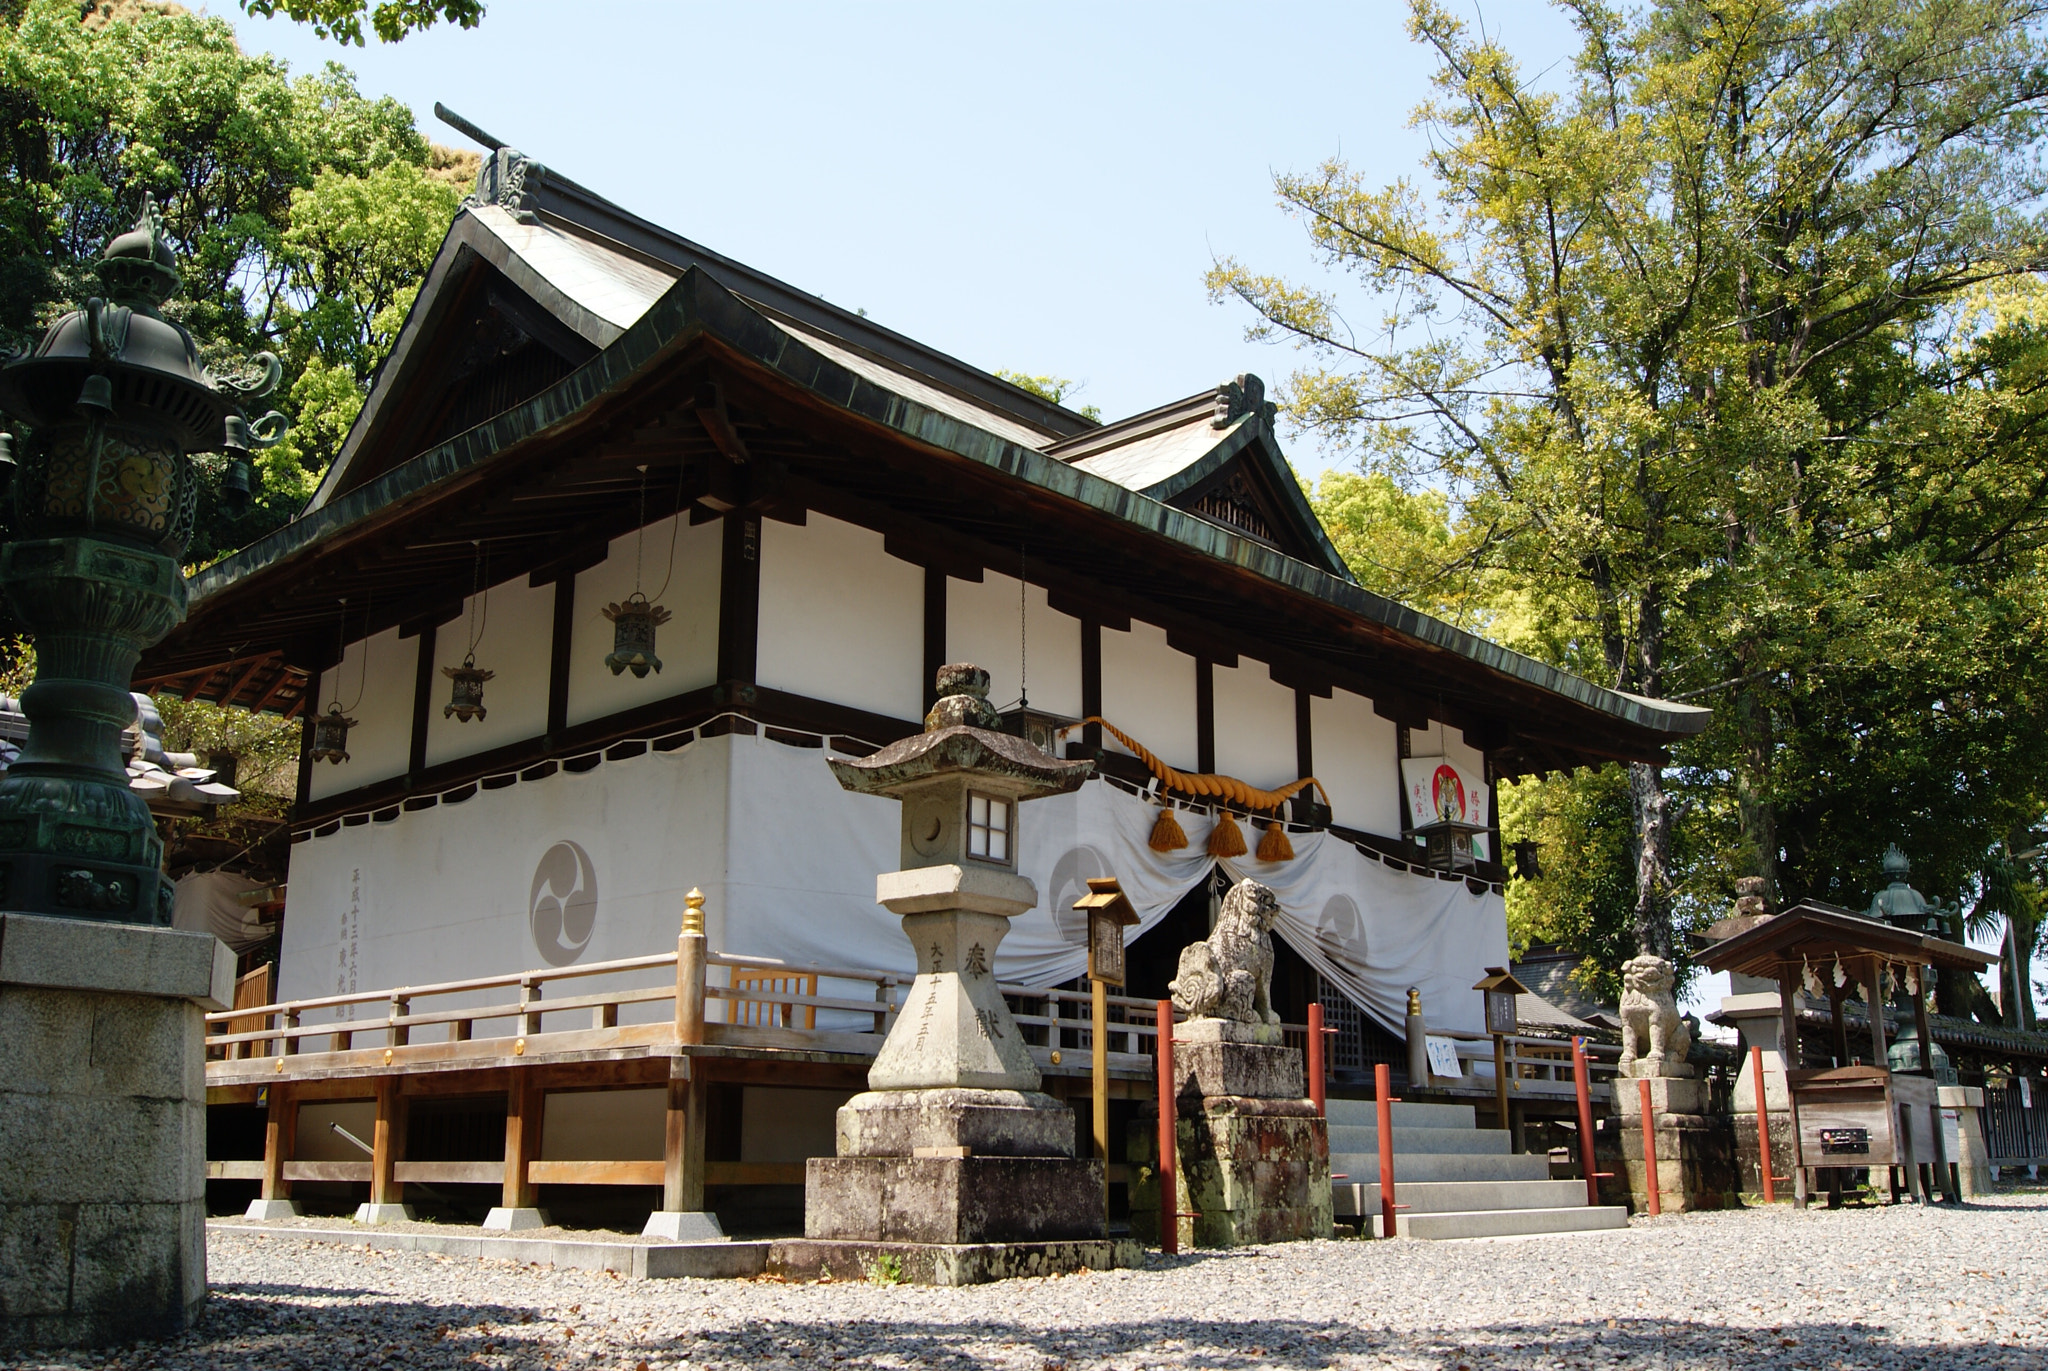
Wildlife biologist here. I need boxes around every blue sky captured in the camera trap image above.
[222,0,1579,478]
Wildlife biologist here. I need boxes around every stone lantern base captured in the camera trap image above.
[0,912,233,1349]
[1614,1074,1740,1213]
[804,1088,1104,1246]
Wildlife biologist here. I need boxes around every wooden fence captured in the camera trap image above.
[1985,1081,2048,1167]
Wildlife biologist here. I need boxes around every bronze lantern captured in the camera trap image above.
[310,704,357,764]
[443,654,493,721]
[601,592,671,677]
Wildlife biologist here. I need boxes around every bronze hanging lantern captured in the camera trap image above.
[310,704,357,763]
[443,653,493,721]
[1405,811,1489,873]
[601,592,671,677]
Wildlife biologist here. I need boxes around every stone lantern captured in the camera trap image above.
[806,662,1110,1261]
[1868,846,1957,1083]
[0,196,284,925]
[0,200,277,1347]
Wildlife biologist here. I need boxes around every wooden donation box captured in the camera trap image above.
[1788,1065,1939,1176]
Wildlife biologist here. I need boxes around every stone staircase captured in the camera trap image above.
[1326,1098,1629,1240]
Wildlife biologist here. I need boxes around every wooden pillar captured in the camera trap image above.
[502,1069,544,1211]
[1829,989,1850,1066]
[1194,658,1215,775]
[1777,972,1807,1208]
[370,1074,406,1206]
[546,572,574,740]
[922,567,947,713]
[663,1066,707,1213]
[1079,620,1102,753]
[1863,956,1888,1064]
[1912,968,1935,1075]
[260,1084,297,1201]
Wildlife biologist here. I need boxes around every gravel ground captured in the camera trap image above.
[22,1189,2048,1370]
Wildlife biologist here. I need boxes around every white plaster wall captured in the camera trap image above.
[424,573,554,769]
[1212,658,1298,790]
[1311,687,1400,836]
[1099,620,1198,772]
[567,513,720,727]
[308,627,416,802]
[946,571,1082,717]
[757,514,923,724]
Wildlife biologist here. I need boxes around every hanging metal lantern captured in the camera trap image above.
[310,704,357,764]
[601,593,671,677]
[220,413,253,513]
[443,653,493,721]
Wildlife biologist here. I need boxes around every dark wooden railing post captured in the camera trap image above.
[1156,999,1177,1256]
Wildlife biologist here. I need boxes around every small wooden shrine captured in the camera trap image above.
[1700,901,1997,1206]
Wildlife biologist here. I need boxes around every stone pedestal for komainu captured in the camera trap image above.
[1128,879,1332,1247]
[1613,952,1738,1212]
[0,912,234,1349]
[800,665,1116,1277]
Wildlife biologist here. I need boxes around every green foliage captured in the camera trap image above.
[0,0,470,568]
[995,368,1101,422]
[235,0,483,47]
[862,1252,905,1286]
[1217,0,2048,1006]
[151,695,301,799]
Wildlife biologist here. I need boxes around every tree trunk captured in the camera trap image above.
[1629,761,1673,960]
[1733,683,1778,901]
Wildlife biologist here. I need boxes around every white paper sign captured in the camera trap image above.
[1425,1034,1463,1079]
[1401,756,1490,862]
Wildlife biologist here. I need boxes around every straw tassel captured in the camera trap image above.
[1256,819,1294,862]
[1149,804,1189,853]
[1207,810,1248,858]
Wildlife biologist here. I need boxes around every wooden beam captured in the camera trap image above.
[663,1066,707,1212]
[547,573,574,739]
[716,512,759,685]
[392,1161,501,1185]
[282,1161,372,1183]
[1295,686,1314,781]
[250,666,295,715]
[408,620,435,780]
[1195,657,1215,775]
[703,1162,806,1186]
[502,1069,543,1210]
[370,1074,406,1206]
[1080,618,1102,753]
[923,566,946,714]
[530,1159,665,1187]
[220,655,275,708]
[261,1083,297,1201]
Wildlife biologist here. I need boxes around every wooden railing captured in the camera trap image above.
[204,941,1173,1073]
[1428,1029,1622,1101]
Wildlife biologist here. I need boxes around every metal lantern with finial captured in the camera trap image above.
[0,194,287,925]
[310,704,357,763]
[443,654,493,721]
[601,592,671,677]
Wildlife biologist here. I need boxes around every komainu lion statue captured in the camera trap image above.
[1170,879,1280,1023]
[1617,953,1690,1077]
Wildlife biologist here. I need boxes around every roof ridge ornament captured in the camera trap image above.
[1211,372,1276,430]
[436,102,545,224]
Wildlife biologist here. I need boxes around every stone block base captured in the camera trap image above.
[353,1203,416,1225]
[765,1237,1138,1286]
[244,1199,302,1221]
[483,1207,551,1232]
[1172,1039,1304,1101]
[1619,1112,1739,1213]
[1127,1098,1332,1248]
[805,1155,1104,1244]
[641,1210,725,1241]
[1733,1111,1798,1202]
[836,1088,1075,1158]
[0,915,227,1349]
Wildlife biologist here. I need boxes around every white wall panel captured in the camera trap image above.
[567,513,720,727]
[307,627,415,802]
[946,571,1081,717]
[1311,688,1399,836]
[1099,620,1197,772]
[1213,659,1299,791]
[424,573,554,769]
[757,514,923,723]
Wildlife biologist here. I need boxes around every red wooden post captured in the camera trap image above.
[1307,1002,1326,1116]
[1375,1061,1398,1238]
[1156,999,1177,1256]
[1573,1036,1600,1207]
[1751,1044,1777,1204]
[1637,1077,1660,1216]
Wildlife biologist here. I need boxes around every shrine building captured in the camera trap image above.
[138,140,1705,1211]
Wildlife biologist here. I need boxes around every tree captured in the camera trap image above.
[1211,0,2048,972]
[234,0,483,46]
[0,0,467,566]
[996,368,1101,422]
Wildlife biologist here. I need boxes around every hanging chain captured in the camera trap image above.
[631,465,649,596]
[650,459,689,603]
[465,539,489,658]
[331,593,371,712]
